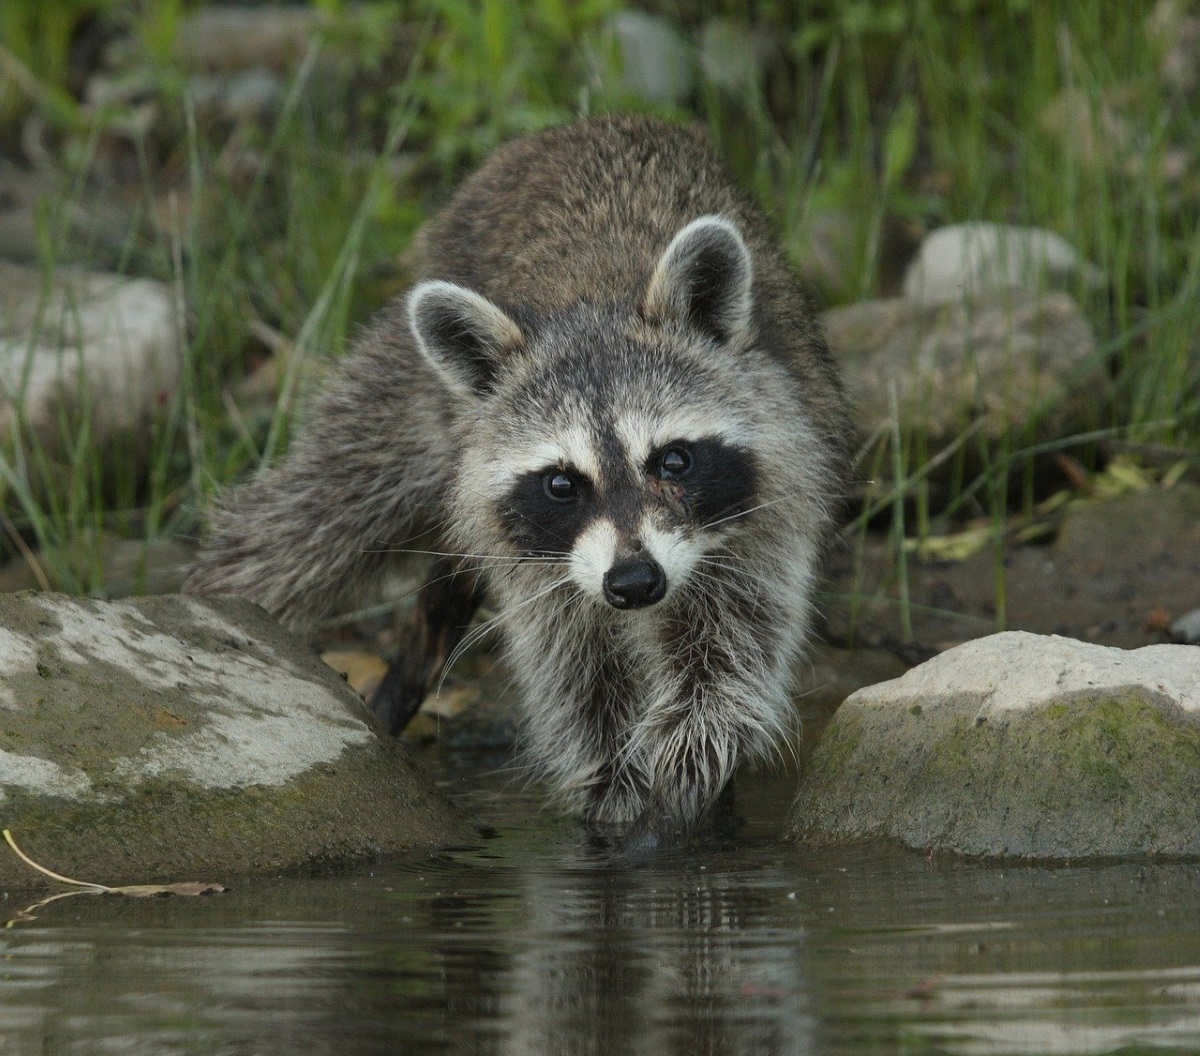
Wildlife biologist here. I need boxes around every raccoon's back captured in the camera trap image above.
[417,114,771,315]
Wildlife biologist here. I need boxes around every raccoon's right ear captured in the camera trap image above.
[408,280,524,398]
[643,215,754,344]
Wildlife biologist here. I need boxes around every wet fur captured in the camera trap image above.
[186,115,851,850]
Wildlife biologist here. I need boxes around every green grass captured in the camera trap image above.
[0,0,1197,618]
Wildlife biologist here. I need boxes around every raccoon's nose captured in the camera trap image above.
[603,558,667,609]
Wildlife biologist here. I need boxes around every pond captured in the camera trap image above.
[2,749,1198,1056]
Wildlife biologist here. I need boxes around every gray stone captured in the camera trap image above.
[1171,607,1200,644]
[824,289,1103,443]
[790,631,1200,859]
[0,592,470,887]
[902,223,1104,306]
[187,69,285,124]
[83,69,158,109]
[610,10,693,104]
[221,68,285,121]
[0,261,181,448]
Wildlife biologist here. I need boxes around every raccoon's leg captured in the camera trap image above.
[618,581,803,855]
[369,559,485,735]
[507,609,650,824]
[185,330,451,629]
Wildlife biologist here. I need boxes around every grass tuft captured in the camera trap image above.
[0,1,1196,626]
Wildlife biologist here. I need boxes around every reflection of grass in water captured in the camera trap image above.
[0,3,1196,616]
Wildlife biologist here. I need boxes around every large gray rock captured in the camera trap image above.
[0,592,470,887]
[902,222,1104,305]
[790,632,1200,859]
[610,10,693,104]
[0,261,181,448]
[825,289,1103,443]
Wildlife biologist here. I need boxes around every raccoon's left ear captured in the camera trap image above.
[408,280,525,398]
[643,215,753,344]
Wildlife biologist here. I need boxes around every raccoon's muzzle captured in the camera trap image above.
[603,556,667,609]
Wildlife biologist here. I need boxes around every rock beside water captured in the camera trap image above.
[790,632,1200,859]
[0,593,470,888]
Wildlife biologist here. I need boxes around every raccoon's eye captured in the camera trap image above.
[659,445,692,480]
[543,470,578,502]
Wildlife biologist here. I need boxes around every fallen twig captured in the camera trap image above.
[3,829,227,926]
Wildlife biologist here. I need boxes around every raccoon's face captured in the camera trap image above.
[409,215,773,610]
[489,380,762,609]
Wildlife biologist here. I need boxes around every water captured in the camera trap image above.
[2,753,1199,1056]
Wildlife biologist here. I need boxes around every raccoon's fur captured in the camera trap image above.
[186,114,851,851]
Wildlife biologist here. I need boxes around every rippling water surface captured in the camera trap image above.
[3,754,1198,1055]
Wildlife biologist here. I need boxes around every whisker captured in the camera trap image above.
[701,495,789,531]
[685,567,731,592]
[436,574,575,692]
[695,556,745,572]
[375,558,563,614]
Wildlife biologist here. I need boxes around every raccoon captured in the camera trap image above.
[186,114,851,851]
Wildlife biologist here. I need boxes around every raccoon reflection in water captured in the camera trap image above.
[185,114,851,854]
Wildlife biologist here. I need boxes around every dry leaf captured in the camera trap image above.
[904,526,993,563]
[321,648,388,699]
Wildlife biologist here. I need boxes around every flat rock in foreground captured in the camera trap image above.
[0,593,471,887]
[790,632,1200,859]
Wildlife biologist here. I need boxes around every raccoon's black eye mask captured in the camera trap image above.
[502,467,594,555]
[499,435,761,557]
[646,437,761,530]
[536,442,695,514]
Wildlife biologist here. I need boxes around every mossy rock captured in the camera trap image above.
[0,592,472,888]
[790,632,1200,859]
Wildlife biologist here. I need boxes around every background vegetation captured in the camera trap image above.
[0,0,1196,615]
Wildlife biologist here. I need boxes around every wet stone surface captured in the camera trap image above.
[0,592,470,887]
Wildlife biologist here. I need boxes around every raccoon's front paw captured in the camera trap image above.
[602,805,693,864]
[601,778,742,863]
